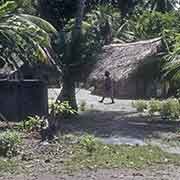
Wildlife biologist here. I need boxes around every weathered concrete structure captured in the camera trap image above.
[0,80,48,121]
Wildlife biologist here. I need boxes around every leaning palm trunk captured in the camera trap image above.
[58,0,86,111]
[57,67,77,110]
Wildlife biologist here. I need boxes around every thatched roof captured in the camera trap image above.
[88,37,162,82]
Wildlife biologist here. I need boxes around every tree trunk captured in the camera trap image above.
[57,68,77,110]
[74,0,86,34]
[58,0,86,111]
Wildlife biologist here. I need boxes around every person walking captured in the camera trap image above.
[99,71,115,104]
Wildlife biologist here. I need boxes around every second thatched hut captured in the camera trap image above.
[87,37,166,99]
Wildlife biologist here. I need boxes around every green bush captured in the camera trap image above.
[49,101,77,117]
[80,135,97,154]
[128,11,179,40]
[148,99,161,116]
[160,99,180,120]
[0,130,22,157]
[17,115,41,132]
[132,100,147,112]
[132,98,180,120]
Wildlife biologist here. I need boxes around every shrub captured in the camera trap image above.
[17,115,41,132]
[0,130,22,157]
[148,99,161,116]
[132,98,180,120]
[160,99,180,120]
[132,100,147,112]
[49,101,77,117]
[80,135,97,154]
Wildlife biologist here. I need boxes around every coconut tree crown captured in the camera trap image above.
[0,1,57,72]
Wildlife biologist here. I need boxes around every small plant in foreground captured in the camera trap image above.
[80,135,97,153]
[0,130,22,157]
[49,101,77,117]
[148,99,161,116]
[132,100,147,112]
[160,99,180,120]
[17,115,41,132]
[132,98,180,121]
[0,159,17,173]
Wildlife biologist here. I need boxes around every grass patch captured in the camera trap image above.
[0,159,18,174]
[64,136,180,170]
[1,133,180,176]
[0,130,22,157]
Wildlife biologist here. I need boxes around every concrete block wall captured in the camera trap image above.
[0,80,48,121]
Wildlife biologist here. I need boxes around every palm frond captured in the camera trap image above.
[18,14,57,34]
[0,1,17,17]
[0,1,57,71]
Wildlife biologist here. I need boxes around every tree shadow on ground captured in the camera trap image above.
[59,110,180,140]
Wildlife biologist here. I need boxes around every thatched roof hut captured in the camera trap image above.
[87,37,164,99]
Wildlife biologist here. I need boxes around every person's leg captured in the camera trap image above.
[99,97,105,103]
[111,97,115,103]
[110,89,114,103]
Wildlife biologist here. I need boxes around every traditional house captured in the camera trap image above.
[87,37,166,99]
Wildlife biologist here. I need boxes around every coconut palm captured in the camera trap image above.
[145,0,180,12]
[163,58,180,82]
[0,1,56,73]
[161,28,180,95]
[163,41,180,83]
[1,0,37,14]
[57,0,87,110]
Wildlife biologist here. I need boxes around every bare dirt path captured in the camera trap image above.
[2,166,180,180]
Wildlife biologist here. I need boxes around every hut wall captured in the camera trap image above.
[113,79,140,99]
[0,80,48,121]
[91,78,147,99]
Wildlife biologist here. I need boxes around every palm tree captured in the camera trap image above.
[0,1,56,73]
[145,0,179,12]
[163,47,180,84]
[161,29,180,95]
[57,0,87,110]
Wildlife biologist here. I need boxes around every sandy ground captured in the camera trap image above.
[2,89,180,180]
[2,166,180,180]
[51,89,180,152]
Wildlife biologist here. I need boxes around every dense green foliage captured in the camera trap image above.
[145,0,179,12]
[49,101,77,117]
[17,115,42,132]
[133,98,180,120]
[115,10,180,91]
[0,0,37,14]
[0,1,57,72]
[125,11,179,40]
